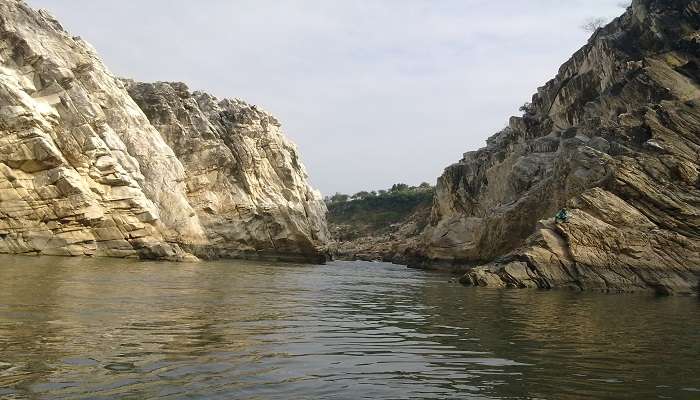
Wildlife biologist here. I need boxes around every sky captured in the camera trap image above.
[27,0,627,196]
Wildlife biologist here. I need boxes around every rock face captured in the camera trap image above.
[0,0,328,261]
[418,0,700,293]
[125,81,328,262]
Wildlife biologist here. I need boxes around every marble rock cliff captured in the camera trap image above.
[125,81,328,262]
[417,0,700,293]
[0,0,328,261]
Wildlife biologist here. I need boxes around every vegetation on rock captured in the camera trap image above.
[326,183,433,239]
[325,184,434,261]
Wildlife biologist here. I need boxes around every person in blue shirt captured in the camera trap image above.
[554,208,569,224]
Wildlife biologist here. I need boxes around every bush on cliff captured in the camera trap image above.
[326,184,434,240]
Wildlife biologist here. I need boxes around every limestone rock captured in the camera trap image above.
[417,0,700,293]
[0,0,328,262]
[124,81,329,262]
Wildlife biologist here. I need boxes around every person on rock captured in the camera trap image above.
[554,208,569,224]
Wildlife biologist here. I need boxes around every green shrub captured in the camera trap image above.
[327,184,434,233]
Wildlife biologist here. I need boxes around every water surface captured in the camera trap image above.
[0,256,698,399]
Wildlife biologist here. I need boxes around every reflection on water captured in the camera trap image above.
[0,256,698,399]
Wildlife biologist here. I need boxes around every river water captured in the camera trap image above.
[0,256,698,399]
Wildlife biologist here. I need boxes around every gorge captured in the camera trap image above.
[0,1,699,398]
[0,0,699,295]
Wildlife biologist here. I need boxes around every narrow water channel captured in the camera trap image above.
[0,256,698,399]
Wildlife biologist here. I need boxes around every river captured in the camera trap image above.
[0,256,698,399]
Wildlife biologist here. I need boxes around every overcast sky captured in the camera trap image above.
[27,0,626,195]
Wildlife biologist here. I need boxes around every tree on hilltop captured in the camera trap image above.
[581,17,607,33]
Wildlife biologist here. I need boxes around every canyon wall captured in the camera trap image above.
[0,0,328,262]
[417,0,700,293]
[125,81,328,262]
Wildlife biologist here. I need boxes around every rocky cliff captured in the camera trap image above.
[417,0,700,293]
[125,81,328,262]
[0,0,328,262]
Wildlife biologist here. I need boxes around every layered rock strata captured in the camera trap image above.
[0,0,328,261]
[125,81,328,262]
[418,0,700,293]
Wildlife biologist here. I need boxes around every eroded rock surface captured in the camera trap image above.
[0,0,328,262]
[418,0,700,293]
[125,81,329,262]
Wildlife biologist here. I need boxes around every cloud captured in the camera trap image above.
[27,0,626,194]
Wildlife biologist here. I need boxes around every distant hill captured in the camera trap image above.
[326,184,433,261]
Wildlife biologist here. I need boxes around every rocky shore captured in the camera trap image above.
[0,0,697,293]
[324,185,433,264]
[331,205,429,265]
[412,0,700,293]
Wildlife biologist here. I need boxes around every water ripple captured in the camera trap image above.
[0,257,697,399]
